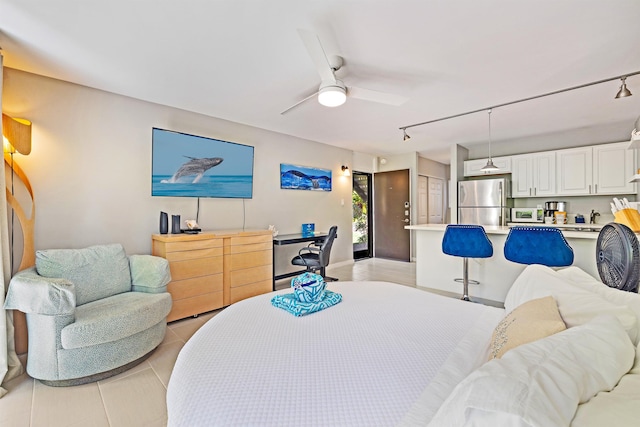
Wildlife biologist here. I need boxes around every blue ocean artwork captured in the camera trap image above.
[280,163,332,191]
[152,174,253,198]
[152,128,254,198]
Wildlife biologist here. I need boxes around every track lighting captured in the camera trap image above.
[615,77,632,99]
[403,129,410,141]
[399,71,640,134]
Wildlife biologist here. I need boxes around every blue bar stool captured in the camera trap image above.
[504,226,574,266]
[442,225,494,301]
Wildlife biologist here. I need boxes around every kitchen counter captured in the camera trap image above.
[406,224,600,303]
[407,223,602,239]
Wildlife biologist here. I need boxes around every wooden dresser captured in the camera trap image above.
[152,229,273,322]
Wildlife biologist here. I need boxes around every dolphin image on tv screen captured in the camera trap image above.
[163,156,224,183]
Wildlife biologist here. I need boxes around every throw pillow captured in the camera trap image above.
[489,295,565,359]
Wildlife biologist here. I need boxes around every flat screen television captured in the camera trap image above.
[152,128,254,198]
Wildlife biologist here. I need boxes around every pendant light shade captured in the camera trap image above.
[615,77,632,99]
[480,109,500,172]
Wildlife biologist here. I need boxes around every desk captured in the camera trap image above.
[272,232,331,289]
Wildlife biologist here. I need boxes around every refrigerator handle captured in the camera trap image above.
[498,181,503,203]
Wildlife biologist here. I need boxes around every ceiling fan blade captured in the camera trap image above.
[297,29,337,84]
[348,86,409,106]
[280,90,320,115]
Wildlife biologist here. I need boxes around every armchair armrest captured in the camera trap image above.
[3,267,76,315]
[129,255,171,293]
[299,245,321,255]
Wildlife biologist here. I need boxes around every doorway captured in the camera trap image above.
[352,171,373,260]
[373,169,411,261]
[418,175,445,224]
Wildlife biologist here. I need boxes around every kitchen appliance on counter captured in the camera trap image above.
[458,178,512,226]
[544,201,566,220]
[511,207,543,223]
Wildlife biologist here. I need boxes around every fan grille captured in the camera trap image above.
[596,223,639,292]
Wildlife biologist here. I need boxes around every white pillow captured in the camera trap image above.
[504,265,639,345]
[557,266,640,329]
[427,315,635,427]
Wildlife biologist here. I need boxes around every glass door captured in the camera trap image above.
[352,171,373,259]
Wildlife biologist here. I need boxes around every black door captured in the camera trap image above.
[352,171,373,260]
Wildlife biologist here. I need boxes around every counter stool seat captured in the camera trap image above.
[442,225,493,301]
[504,226,574,267]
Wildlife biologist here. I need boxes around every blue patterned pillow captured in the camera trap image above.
[36,243,132,306]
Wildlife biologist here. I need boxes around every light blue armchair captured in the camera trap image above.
[4,243,172,386]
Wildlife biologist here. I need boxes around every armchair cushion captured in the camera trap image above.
[61,291,172,349]
[36,243,132,305]
[129,254,171,293]
[3,267,76,315]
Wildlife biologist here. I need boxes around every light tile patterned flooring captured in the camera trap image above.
[0,258,418,426]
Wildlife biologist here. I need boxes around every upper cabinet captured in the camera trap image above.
[512,152,556,197]
[593,142,636,195]
[463,156,512,177]
[556,147,593,196]
[477,141,636,198]
[556,142,636,196]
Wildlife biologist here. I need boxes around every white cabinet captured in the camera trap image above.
[464,156,512,177]
[593,142,636,195]
[556,142,636,196]
[512,152,556,197]
[556,147,593,196]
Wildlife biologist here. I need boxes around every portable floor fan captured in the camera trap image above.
[596,222,640,293]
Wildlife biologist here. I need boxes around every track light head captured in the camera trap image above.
[616,77,632,99]
[403,129,411,141]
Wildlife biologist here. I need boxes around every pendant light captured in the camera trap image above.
[615,77,632,99]
[480,109,499,172]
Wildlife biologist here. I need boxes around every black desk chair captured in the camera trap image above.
[291,226,338,280]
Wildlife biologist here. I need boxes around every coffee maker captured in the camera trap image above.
[544,201,566,219]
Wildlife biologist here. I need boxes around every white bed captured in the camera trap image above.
[167,266,640,427]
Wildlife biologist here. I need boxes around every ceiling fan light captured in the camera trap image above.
[318,85,347,107]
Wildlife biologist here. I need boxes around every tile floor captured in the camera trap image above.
[0,258,418,427]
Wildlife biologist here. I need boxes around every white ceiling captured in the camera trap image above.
[2,0,640,164]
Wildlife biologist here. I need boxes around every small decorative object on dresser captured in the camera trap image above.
[159,211,169,234]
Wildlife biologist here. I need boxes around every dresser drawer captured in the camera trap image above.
[229,241,273,254]
[168,274,223,299]
[230,264,273,288]
[167,291,223,322]
[229,250,272,270]
[230,234,272,246]
[229,280,273,304]
[169,256,223,281]
[164,238,223,253]
[165,247,224,262]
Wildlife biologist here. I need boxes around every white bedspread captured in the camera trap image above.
[167,281,504,426]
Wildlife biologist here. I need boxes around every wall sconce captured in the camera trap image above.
[341,165,351,176]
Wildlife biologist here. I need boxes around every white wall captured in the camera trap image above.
[2,68,354,275]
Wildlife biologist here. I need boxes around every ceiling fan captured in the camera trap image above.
[281,29,409,115]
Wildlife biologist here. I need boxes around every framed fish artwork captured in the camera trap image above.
[280,163,332,191]
[151,128,254,198]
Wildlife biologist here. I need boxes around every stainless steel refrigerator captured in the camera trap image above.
[458,178,512,226]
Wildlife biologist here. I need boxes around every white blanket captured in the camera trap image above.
[167,282,504,426]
